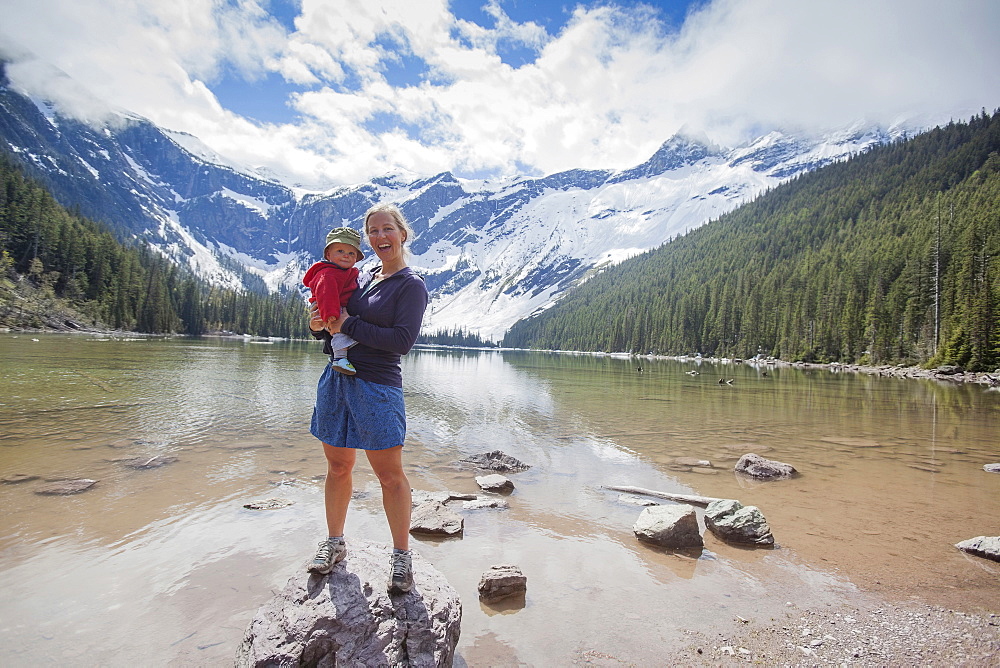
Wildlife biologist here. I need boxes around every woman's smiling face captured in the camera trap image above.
[366,211,406,264]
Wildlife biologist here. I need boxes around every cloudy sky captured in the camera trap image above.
[1,0,998,188]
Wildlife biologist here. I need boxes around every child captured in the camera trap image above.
[303,227,364,375]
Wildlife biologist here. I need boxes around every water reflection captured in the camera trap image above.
[1,336,998,666]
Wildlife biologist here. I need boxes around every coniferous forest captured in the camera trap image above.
[504,111,1000,371]
[0,152,306,337]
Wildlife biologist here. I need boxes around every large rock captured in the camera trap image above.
[735,453,796,479]
[410,501,464,536]
[236,540,462,667]
[459,451,531,473]
[955,536,1000,563]
[478,564,527,602]
[704,499,775,546]
[633,504,703,549]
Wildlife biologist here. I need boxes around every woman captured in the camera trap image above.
[306,203,428,595]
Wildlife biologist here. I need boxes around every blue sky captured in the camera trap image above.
[1,0,997,188]
[209,1,704,126]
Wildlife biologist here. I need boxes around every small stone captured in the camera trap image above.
[476,474,514,493]
[477,564,526,602]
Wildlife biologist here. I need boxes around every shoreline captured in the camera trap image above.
[9,327,998,388]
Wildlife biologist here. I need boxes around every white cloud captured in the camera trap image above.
[1,0,997,188]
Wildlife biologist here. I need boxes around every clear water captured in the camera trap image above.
[1,334,998,665]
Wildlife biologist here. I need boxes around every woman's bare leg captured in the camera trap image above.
[322,443,357,536]
[365,445,411,550]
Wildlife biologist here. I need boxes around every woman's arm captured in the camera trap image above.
[341,279,428,355]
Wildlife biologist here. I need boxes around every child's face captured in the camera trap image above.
[324,242,359,269]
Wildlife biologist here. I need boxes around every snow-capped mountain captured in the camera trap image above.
[0,63,911,340]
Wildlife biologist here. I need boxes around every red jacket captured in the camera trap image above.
[302,261,359,322]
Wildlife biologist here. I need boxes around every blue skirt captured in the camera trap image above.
[310,363,406,450]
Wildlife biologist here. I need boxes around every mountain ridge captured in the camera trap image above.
[0,61,917,339]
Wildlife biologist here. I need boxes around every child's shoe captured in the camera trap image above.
[332,358,356,375]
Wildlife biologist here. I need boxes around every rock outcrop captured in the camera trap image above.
[735,453,796,479]
[632,504,703,548]
[704,499,775,546]
[236,540,462,667]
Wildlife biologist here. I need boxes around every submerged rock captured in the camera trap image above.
[2,473,40,484]
[34,479,98,495]
[459,450,531,473]
[735,453,797,479]
[478,564,527,602]
[114,455,179,470]
[463,498,509,510]
[236,540,461,667]
[243,498,294,510]
[633,504,703,549]
[704,499,775,546]
[955,536,1000,563]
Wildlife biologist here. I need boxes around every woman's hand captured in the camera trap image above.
[308,305,326,333]
[326,312,349,334]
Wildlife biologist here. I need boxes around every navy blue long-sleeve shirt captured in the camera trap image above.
[313,266,428,387]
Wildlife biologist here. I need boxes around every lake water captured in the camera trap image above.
[1,334,998,665]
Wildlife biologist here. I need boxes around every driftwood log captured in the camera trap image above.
[603,485,723,507]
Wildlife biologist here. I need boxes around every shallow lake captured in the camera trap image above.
[1,334,998,665]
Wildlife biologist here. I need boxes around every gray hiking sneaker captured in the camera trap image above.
[388,550,413,594]
[307,538,346,575]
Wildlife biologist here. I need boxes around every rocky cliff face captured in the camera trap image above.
[1,63,911,339]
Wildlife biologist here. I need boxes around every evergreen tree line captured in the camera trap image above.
[504,111,1000,372]
[0,152,306,337]
[417,326,499,347]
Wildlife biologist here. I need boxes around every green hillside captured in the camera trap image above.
[0,152,305,336]
[504,111,1000,371]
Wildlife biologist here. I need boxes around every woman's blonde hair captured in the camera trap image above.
[363,203,415,256]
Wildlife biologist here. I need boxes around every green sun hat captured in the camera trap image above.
[324,227,364,260]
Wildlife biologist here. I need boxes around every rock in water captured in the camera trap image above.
[955,536,1000,563]
[735,453,797,479]
[242,498,294,510]
[704,499,775,546]
[475,473,514,493]
[237,540,462,667]
[478,564,527,602]
[459,450,531,472]
[34,479,98,495]
[633,504,704,548]
[410,501,464,536]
